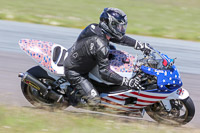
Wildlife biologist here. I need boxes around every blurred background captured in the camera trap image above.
[0,0,200,41]
[0,0,200,133]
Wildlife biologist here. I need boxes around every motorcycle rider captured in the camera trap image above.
[62,7,152,106]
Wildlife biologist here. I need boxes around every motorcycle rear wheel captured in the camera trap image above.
[21,66,68,109]
[145,97,195,125]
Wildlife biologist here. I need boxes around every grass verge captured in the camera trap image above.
[0,0,200,41]
[0,105,199,133]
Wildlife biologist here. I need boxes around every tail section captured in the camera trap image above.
[18,39,68,75]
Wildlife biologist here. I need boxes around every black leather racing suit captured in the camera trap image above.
[64,23,139,105]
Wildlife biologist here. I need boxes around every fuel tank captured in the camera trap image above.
[89,50,137,85]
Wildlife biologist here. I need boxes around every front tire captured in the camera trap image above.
[145,97,195,125]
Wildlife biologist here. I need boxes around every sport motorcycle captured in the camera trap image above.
[18,39,195,125]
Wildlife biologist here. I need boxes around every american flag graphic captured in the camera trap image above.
[100,90,169,114]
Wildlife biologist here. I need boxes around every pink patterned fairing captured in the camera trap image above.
[18,39,56,73]
[109,50,135,73]
[19,39,135,74]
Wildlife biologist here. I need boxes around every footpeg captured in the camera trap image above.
[46,90,63,103]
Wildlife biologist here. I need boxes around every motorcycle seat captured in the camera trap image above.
[102,85,130,94]
[91,79,129,94]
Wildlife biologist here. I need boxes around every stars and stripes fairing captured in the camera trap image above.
[100,90,169,112]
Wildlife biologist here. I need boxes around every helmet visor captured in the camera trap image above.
[113,22,127,35]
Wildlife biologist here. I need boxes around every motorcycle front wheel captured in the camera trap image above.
[145,97,195,125]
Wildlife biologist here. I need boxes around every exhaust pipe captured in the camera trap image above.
[18,72,49,96]
[18,72,63,102]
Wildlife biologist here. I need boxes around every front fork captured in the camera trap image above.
[161,88,189,111]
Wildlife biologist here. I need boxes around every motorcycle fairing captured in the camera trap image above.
[89,50,137,84]
[19,39,55,72]
[141,65,182,91]
[18,39,68,75]
[99,62,184,113]
[51,44,68,75]
[19,39,136,79]
[140,48,183,92]
[165,87,189,100]
[100,89,170,110]
[109,50,135,74]
[160,87,190,111]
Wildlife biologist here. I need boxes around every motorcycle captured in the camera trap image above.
[18,39,195,125]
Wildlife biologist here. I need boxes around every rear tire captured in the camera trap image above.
[21,66,68,109]
[145,97,195,125]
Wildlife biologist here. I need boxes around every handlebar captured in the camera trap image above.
[135,47,176,70]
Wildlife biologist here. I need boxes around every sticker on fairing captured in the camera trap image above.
[176,88,184,96]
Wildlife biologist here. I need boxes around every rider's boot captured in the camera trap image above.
[86,95,101,107]
[74,80,101,110]
[79,94,101,111]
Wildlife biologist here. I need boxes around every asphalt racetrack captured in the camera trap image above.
[0,20,200,128]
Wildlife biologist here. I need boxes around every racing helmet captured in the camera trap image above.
[100,7,128,39]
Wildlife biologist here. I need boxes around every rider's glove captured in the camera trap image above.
[135,41,151,55]
[141,43,151,56]
[121,76,144,90]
